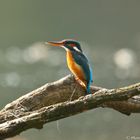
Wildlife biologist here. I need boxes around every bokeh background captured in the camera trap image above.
[0,0,140,140]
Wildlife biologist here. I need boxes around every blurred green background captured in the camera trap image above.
[0,0,140,140]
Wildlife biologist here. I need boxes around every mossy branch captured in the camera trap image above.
[0,75,140,139]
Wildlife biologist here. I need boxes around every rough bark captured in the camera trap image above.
[0,75,140,139]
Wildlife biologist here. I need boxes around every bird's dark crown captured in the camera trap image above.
[63,39,83,52]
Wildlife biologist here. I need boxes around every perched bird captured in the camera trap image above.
[46,39,93,94]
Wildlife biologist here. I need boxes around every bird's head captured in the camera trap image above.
[46,39,82,53]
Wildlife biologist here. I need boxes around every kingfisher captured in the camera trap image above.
[46,39,93,94]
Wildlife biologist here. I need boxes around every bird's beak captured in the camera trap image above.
[45,41,64,47]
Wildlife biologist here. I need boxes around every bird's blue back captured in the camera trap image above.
[71,51,93,94]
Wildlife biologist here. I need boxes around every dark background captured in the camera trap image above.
[0,0,140,140]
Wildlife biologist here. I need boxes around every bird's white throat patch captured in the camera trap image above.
[73,47,81,52]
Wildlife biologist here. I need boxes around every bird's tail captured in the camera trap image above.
[75,77,92,94]
[86,85,91,94]
[86,80,93,94]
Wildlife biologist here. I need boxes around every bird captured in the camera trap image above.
[46,39,93,94]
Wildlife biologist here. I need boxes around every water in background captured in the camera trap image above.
[0,1,140,140]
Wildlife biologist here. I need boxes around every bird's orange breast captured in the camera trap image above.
[66,51,86,86]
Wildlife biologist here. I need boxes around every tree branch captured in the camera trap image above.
[0,75,140,139]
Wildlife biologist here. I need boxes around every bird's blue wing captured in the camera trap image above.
[72,51,93,93]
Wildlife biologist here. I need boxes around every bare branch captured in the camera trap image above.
[0,75,140,139]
